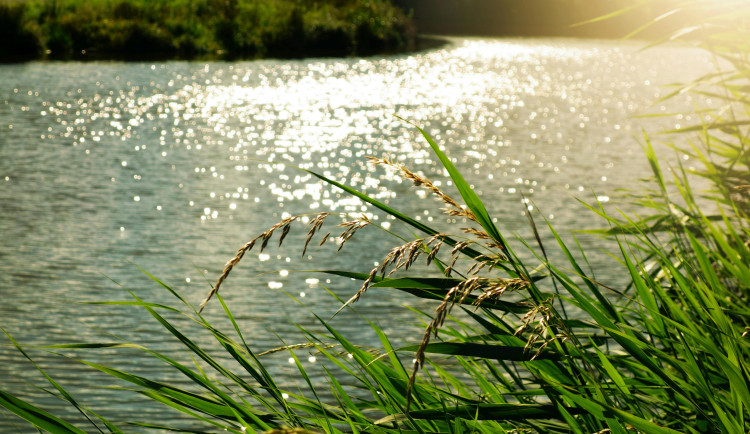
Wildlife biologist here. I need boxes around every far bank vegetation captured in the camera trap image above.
[0,0,415,60]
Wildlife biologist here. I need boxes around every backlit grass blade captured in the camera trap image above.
[64,300,279,429]
[320,270,461,288]
[570,0,648,26]
[369,319,410,380]
[2,329,107,433]
[131,293,274,407]
[662,119,750,134]
[78,361,250,419]
[134,389,245,433]
[546,221,621,321]
[90,357,277,431]
[81,300,181,312]
[0,388,87,434]
[213,293,295,422]
[285,349,336,432]
[134,264,193,309]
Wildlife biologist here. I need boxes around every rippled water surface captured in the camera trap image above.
[0,37,712,430]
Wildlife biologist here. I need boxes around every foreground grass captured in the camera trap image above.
[3,122,748,432]
[1,0,749,432]
[0,0,414,60]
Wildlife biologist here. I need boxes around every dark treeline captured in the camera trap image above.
[398,0,677,39]
[0,0,415,61]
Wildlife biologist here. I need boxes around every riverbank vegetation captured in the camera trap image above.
[2,0,749,432]
[0,0,415,61]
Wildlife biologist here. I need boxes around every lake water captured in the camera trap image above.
[0,37,713,430]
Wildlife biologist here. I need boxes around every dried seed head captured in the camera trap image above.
[318,232,330,247]
[474,278,528,306]
[336,214,371,251]
[201,215,299,313]
[462,227,490,239]
[426,238,443,266]
[260,233,272,251]
[199,237,259,313]
[405,277,490,410]
[278,223,292,246]
[530,334,568,361]
[332,267,379,318]
[443,255,459,277]
[367,156,477,222]
[334,235,451,318]
[511,299,565,357]
[257,342,339,358]
[403,241,422,270]
[486,242,507,251]
[445,206,478,222]
[303,212,330,256]
[450,240,474,257]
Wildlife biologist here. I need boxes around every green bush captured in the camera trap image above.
[0,0,414,60]
[0,3,42,58]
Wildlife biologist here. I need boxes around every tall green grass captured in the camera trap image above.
[2,1,749,432]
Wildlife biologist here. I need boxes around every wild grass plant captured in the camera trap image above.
[2,1,750,433]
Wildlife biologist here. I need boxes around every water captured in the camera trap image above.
[0,37,713,430]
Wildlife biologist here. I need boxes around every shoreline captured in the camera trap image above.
[0,35,450,64]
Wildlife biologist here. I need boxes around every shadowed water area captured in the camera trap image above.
[0,37,713,430]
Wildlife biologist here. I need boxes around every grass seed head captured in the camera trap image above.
[367,155,477,222]
[201,215,300,312]
[303,212,331,256]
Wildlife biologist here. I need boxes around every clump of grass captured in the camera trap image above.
[3,120,749,432]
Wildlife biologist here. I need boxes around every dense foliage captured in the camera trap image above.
[0,0,414,60]
[2,0,749,432]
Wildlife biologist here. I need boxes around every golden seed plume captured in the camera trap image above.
[199,216,298,313]
[366,156,478,222]
[405,276,529,410]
